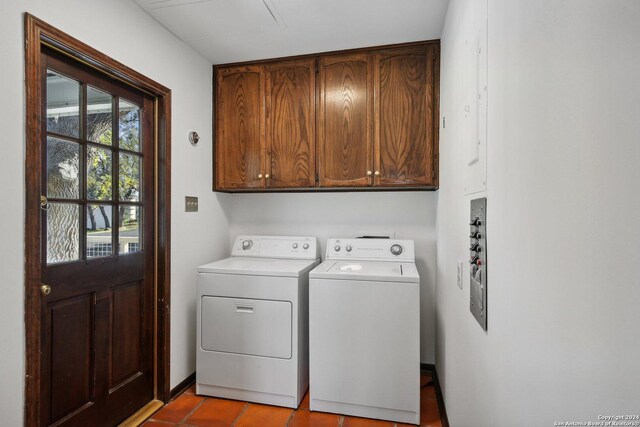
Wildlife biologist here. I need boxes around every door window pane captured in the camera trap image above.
[119,153,141,202]
[119,99,140,152]
[47,137,80,199]
[87,86,113,145]
[119,205,141,253]
[46,70,80,138]
[47,203,80,264]
[87,204,113,258]
[87,146,113,201]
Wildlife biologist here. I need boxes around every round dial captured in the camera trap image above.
[292,243,298,249]
[390,244,403,256]
[303,243,310,250]
[346,245,352,252]
[334,244,341,252]
[242,240,253,250]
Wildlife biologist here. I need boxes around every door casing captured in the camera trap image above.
[24,13,172,427]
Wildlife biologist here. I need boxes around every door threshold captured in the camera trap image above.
[119,399,164,427]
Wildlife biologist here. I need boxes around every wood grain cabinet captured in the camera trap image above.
[215,65,266,189]
[373,44,439,187]
[265,59,316,188]
[214,41,439,192]
[317,53,373,187]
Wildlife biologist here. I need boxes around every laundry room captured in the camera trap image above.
[1,1,639,426]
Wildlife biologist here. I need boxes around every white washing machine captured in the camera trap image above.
[196,235,319,408]
[309,238,420,425]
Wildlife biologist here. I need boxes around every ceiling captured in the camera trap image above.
[133,0,449,64]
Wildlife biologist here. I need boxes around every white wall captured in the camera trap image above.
[0,1,230,424]
[437,0,640,425]
[227,192,438,363]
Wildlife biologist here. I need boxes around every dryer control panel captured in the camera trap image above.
[470,198,487,330]
[325,238,415,262]
[231,235,318,260]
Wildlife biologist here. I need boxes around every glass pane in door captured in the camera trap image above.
[46,70,80,138]
[87,146,113,201]
[87,86,113,145]
[119,205,141,253]
[119,99,140,152]
[87,204,113,258]
[47,136,80,199]
[119,153,141,202]
[47,203,80,264]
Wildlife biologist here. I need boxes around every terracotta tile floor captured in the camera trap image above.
[145,372,443,427]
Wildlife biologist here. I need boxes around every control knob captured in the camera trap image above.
[470,243,481,252]
[303,243,309,250]
[334,244,341,252]
[470,217,481,227]
[292,243,298,249]
[470,231,482,239]
[390,244,403,256]
[242,240,253,250]
[346,245,352,252]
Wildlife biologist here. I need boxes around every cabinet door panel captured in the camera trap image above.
[374,45,437,186]
[266,60,315,188]
[318,54,373,187]
[216,66,266,189]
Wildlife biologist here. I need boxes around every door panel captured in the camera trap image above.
[112,282,142,385]
[216,66,266,189]
[318,54,373,187]
[374,45,437,186]
[49,295,93,421]
[265,59,315,188]
[40,49,155,427]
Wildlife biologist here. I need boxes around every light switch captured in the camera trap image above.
[185,196,198,212]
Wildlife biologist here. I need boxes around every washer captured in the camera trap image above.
[197,235,319,408]
[309,238,420,425]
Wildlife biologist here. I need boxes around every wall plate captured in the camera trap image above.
[470,197,487,330]
[185,196,198,212]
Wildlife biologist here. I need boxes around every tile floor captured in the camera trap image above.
[145,372,442,427]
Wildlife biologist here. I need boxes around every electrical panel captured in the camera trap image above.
[470,197,487,330]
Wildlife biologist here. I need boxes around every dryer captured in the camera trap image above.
[309,238,420,424]
[197,235,319,408]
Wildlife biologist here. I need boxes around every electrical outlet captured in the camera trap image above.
[457,260,464,289]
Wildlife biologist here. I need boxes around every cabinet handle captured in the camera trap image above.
[374,171,380,176]
[258,174,263,179]
[367,171,372,176]
[265,174,270,179]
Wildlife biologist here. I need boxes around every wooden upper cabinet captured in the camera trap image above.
[265,59,315,188]
[213,41,440,192]
[317,53,373,187]
[373,44,439,187]
[215,65,266,189]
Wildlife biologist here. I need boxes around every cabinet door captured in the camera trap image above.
[265,59,315,188]
[318,53,373,187]
[374,44,438,186]
[215,65,266,189]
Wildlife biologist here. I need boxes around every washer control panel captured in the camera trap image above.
[470,198,487,330]
[231,235,318,259]
[325,238,415,262]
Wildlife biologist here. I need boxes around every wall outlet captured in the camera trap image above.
[457,260,464,289]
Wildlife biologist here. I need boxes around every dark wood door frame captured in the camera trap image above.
[24,13,171,426]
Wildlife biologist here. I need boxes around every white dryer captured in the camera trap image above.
[197,235,319,408]
[309,238,420,425]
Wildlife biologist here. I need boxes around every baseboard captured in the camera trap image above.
[170,372,196,399]
[420,363,450,427]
